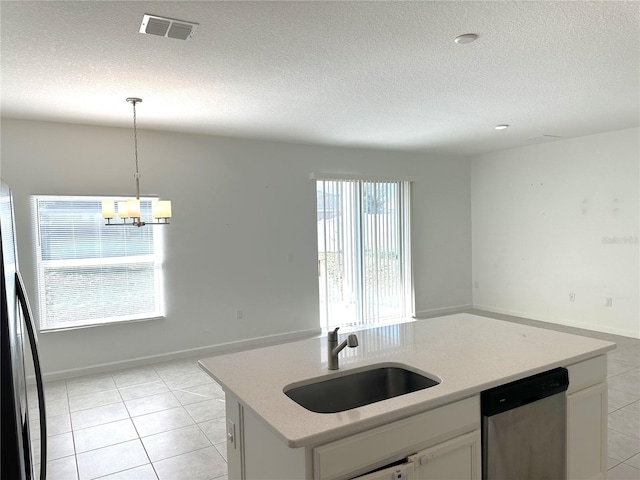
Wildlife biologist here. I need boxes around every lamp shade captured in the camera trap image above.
[102,200,115,219]
[118,201,130,219]
[152,200,172,219]
[127,199,141,218]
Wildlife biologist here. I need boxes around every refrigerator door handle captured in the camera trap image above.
[16,271,47,480]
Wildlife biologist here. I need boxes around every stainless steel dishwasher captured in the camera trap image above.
[481,367,569,480]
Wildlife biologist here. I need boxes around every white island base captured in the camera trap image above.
[199,314,613,480]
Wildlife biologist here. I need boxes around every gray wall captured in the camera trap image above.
[472,127,639,338]
[1,118,472,376]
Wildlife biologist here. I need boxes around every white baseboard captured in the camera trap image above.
[34,327,322,383]
[414,304,473,319]
[472,304,640,339]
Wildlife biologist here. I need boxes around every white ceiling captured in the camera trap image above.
[1,1,639,156]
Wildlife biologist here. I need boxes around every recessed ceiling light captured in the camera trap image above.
[494,124,510,130]
[454,34,478,44]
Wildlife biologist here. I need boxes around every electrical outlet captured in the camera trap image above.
[474,281,479,289]
[569,293,575,302]
[605,297,613,308]
[235,309,243,320]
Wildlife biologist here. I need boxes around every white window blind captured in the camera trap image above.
[316,179,412,330]
[33,196,164,330]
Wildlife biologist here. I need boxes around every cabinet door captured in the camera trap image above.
[567,382,607,480]
[313,396,480,480]
[408,430,480,480]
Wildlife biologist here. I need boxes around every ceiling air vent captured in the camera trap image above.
[139,14,198,40]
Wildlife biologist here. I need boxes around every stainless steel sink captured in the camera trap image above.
[284,365,440,413]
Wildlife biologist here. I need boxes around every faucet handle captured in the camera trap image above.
[328,327,339,340]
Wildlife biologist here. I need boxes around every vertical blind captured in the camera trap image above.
[33,196,164,330]
[316,179,412,329]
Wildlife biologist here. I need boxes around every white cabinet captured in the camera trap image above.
[225,394,480,480]
[350,430,481,480]
[566,356,608,480]
[409,430,481,480]
[226,393,309,480]
[567,382,607,480]
[224,355,609,480]
[313,396,480,480]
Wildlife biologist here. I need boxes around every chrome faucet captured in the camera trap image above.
[328,327,359,370]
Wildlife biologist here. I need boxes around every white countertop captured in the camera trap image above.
[199,313,615,448]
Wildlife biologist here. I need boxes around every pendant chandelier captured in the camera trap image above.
[101,97,172,227]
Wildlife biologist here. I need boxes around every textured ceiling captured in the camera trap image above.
[1,1,639,156]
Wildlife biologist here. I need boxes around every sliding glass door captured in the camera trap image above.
[316,178,412,330]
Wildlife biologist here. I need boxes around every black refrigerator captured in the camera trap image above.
[1,178,47,480]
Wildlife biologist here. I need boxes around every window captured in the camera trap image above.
[33,196,164,330]
[316,177,412,330]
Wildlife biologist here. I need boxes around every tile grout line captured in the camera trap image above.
[608,400,640,415]
[74,373,143,480]
[63,378,82,480]
[151,444,216,468]
[610,450,640,465]
[608,426,640,443]
[121,373,172,480]
[608,458,622,471]
[118,377,156,478]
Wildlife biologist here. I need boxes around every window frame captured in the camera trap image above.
[33,195,165,331]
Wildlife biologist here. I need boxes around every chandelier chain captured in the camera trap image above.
[131,99,141,199]
[102,96,170,226]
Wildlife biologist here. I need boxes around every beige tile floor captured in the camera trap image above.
[28,359,228,480]
[28,312,640,480]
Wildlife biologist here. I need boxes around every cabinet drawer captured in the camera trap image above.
[313,396,480,480]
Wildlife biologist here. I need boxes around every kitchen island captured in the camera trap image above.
[199,313,615,480]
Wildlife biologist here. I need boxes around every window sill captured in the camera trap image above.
[39,315,164,333]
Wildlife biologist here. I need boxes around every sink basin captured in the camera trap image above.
[284,365,440,413]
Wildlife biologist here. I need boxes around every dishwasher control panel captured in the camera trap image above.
[481,367,569,416]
